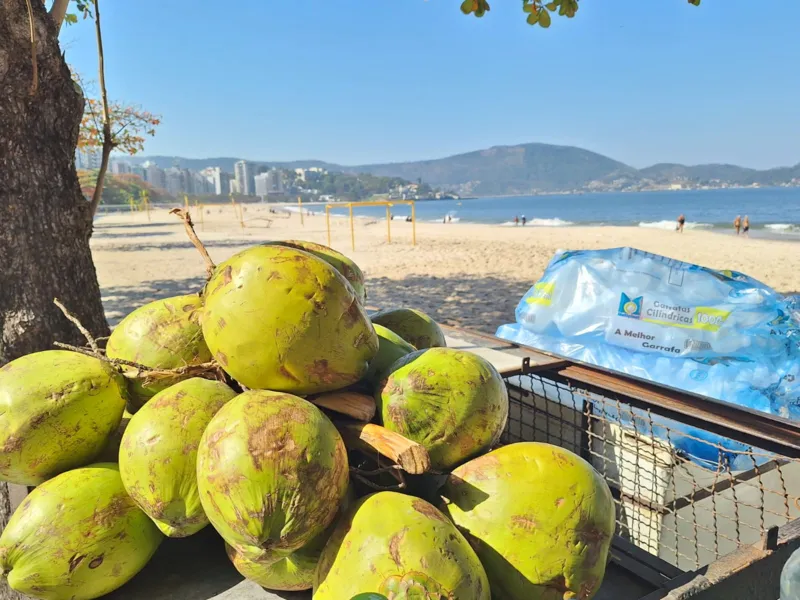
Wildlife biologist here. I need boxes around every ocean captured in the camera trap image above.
[322,187,800,239]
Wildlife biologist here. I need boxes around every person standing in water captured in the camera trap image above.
[676,214,686,233]
[521,215,527,226]
[514,215,519,226]
[734,215,741,235]
[742,215,750,237]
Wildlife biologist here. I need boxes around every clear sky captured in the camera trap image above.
[61,0,800,169]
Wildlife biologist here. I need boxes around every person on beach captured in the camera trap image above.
[734,215,741,235]
[514,215,520,226]
[676,214,686,233]
[521,215,527,226]
[742,215,750,237]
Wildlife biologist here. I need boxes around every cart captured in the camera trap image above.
[49,325,800,600]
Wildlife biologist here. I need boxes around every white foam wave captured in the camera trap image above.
[638,220,713,230]
[430,217,461,223]
[499,217,574,227]
[764,223,800,233]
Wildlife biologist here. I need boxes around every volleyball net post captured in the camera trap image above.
[324,200,416,251]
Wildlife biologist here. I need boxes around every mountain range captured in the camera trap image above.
[126,143,800,196]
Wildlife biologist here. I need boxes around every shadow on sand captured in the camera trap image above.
[101,273,530,332]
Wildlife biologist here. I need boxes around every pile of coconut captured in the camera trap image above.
[0,210,615,600]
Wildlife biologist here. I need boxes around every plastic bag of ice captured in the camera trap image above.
[497,247,800,469]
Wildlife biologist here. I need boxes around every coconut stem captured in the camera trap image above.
[170,208,216,279]
[53,298,100,353]
[52,342,221,383]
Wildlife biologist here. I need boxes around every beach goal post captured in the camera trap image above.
[325,200,416,251]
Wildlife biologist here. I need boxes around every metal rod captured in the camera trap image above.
[299,196,304,226]
[411,201,416,245]
[550,364,800,458]
[326,206,331,247]
[349,203,355,251]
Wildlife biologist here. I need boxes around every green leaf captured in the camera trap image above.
[351,596,388,600]
[64,13,78,25]
[523,3,536,13]
[545,1,558,10]
[460,0,475,15]
[689,0,701,5]
[526,11,540,25]
[539,9,551,27]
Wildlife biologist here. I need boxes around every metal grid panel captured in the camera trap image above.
[501,371,800,572]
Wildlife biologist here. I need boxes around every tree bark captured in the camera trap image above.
[1,4,110,593]
[0,0,110,365]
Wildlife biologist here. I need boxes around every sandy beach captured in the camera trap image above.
[92,204,800,333]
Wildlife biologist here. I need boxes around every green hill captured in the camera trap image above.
[130,143,800,196]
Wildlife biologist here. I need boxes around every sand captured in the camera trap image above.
[91,204,800,333]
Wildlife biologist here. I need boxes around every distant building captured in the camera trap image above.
[229,179,241,195]
[143,162,166,190]
[255,169,285,197]
[75,147,102,170]
[202,167,232,195]
[294,168,306,182]
[234,160,256,196]
[131,165,146,180]
[164,167,184,196]
[111,161,132,175]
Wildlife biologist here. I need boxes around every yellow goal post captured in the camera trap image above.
[325,200,416,250]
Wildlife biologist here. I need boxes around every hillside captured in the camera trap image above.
[130,143,800,196]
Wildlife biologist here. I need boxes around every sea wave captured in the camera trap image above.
[501,218,574,227]
[764,223,800,234]
[638,220,713,230]
[429,217,461,223]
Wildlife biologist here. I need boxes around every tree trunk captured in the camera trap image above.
[0,3,110,594]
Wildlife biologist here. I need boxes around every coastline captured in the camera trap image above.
[91,207,800,335]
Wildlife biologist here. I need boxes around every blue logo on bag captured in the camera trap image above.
[618,293,643,319]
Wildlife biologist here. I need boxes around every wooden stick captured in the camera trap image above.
[170,208,216,279]
[53,298,100,353]
[309,392,376,422]
[336,422,431,475]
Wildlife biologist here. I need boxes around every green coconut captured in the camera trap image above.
[440,442,616,600]
[264,240,367,303]
[196,390,349,554]
[201,245,378,393]
[370,308,446,349]
[0,350,127,486]
[0,463,163,600]
[119,378,237,537]
[376,348,508,471]
[363,324,416,389]
[225,486,356,591]
[106,294,211,411]
[314,491,490,599]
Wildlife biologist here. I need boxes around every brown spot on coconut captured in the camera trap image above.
[314,492,489,599]
[106,294,212,411]
[375,348,508,471]
[196,391,349,554]
[439,442,616,600]
[0,464,162,599]
[119,378,237,538]
[202,246,377,394]
[263,240,367,303]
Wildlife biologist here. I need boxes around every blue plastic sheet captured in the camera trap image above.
[496,247,800,469]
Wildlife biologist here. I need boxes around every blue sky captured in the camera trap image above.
[61,1,800,169]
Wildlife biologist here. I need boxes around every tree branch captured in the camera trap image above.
[89,0,113,217]
[50,0,70,31]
